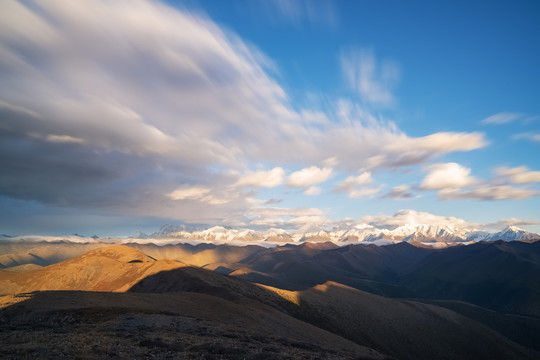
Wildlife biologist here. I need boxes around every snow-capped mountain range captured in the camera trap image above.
[132,224,539,245]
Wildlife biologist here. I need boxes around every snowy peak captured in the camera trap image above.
[487,226,539,241]
[133,223,539,245]
[403,224,470,243]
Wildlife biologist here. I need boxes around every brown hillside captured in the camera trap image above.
[0,245,185,295]
[0,242,106,268]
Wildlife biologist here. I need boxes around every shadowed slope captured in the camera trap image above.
[126,242,267,266]
[403,240,540,316]
[419,299,540,352]
[236,242,432,296]
[127,262,539,360]
[262,281,538,360]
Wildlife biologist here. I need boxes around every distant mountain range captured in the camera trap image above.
[132,224,539,245]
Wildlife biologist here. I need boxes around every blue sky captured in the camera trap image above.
[0,0,539,236]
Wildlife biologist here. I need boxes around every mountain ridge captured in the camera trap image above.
[129,224,540,245]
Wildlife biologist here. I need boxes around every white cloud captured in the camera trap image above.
[167,185,230,205]
[348,187,381,198]
[341,48,399,105]
[0,0,487,180]
[388,132,488,154]
[250,207,329,230]
[495,166,540,184]
[382,184,414,199]
[236,167,285,188]
[303,186,321,195]
[481,112,522,125]
[168,186,211,201]
[438,186,539,201]
[0,0,492,228]
[419,163,540,201]
[263,198,282,205]
[420,163,477,190]
[334,172,372,193]
[287,166,332,187]
[333,171,380,198]
[357,209,474,229]
[513,132,540,143]
[28,132,86,144]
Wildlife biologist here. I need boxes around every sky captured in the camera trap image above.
[0,0,539,237]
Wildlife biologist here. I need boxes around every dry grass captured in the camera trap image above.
[0,291,384,360]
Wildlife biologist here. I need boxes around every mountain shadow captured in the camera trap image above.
[403,240,540,317]
[267,281,539,360]
[126,264,539,360]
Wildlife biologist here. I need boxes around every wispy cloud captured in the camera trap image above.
[0,0,491,228]
[419,162,540,201]
[168,185,232,205]
[382,185,414,199]
[303,186,321,196]
[438,186,539,201]
[420,163,477,190]
[249,206,329,230]
[495,166,540,184]
[483,218,540,231]
[341,48,399,106]
[263,198,282,205]
[266,0,338,28]
[236,167,285,188]
[348,187,381,198]
[357,209,475,230]
[287,166,332,187]
[513,132,540,143]
[333,172,378,198]
[481,112,523,125]
[333,172,372,192]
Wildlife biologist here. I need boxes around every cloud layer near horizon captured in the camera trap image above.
[0,0,537,232]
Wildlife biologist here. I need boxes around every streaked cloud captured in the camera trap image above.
[483,218,540,231]
[0,0,499,230]
[303,186,322,196]
[348,187,381,198]
[168,185,230,205]
[382,185,414,199]
[263,198,282,205]
[420,163,477,190]
[236,167,285,188]
[266,0,338,28]
[287,166,332,187]
[481,112,523,125]
[168,186,212,201]
[357,209,475,230]
[419,163,540,201]
[495,166,540,184]
[28,133,86,144]
[513,132,540,143]
[334,172,372,193]
[333,172,379,198]
[341,48,400,105]
[439,186,539,201]
[249,206,329,230]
